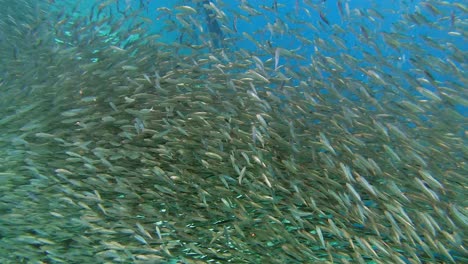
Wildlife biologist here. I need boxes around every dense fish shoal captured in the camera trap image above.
[0,0,466,263]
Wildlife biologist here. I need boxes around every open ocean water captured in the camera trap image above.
[0,0,466,263]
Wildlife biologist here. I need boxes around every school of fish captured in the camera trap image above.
[0,0,466,263]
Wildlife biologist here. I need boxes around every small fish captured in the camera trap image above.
[175,5,197,14]
[319,11,330,25]
[274,48,280,71]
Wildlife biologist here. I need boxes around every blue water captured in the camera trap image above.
[138,0,467,116]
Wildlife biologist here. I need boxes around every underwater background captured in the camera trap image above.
[0,0,466,263]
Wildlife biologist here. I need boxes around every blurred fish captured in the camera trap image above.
[0,0,465,263]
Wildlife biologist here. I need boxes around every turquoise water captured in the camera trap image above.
[0,0,466,263]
